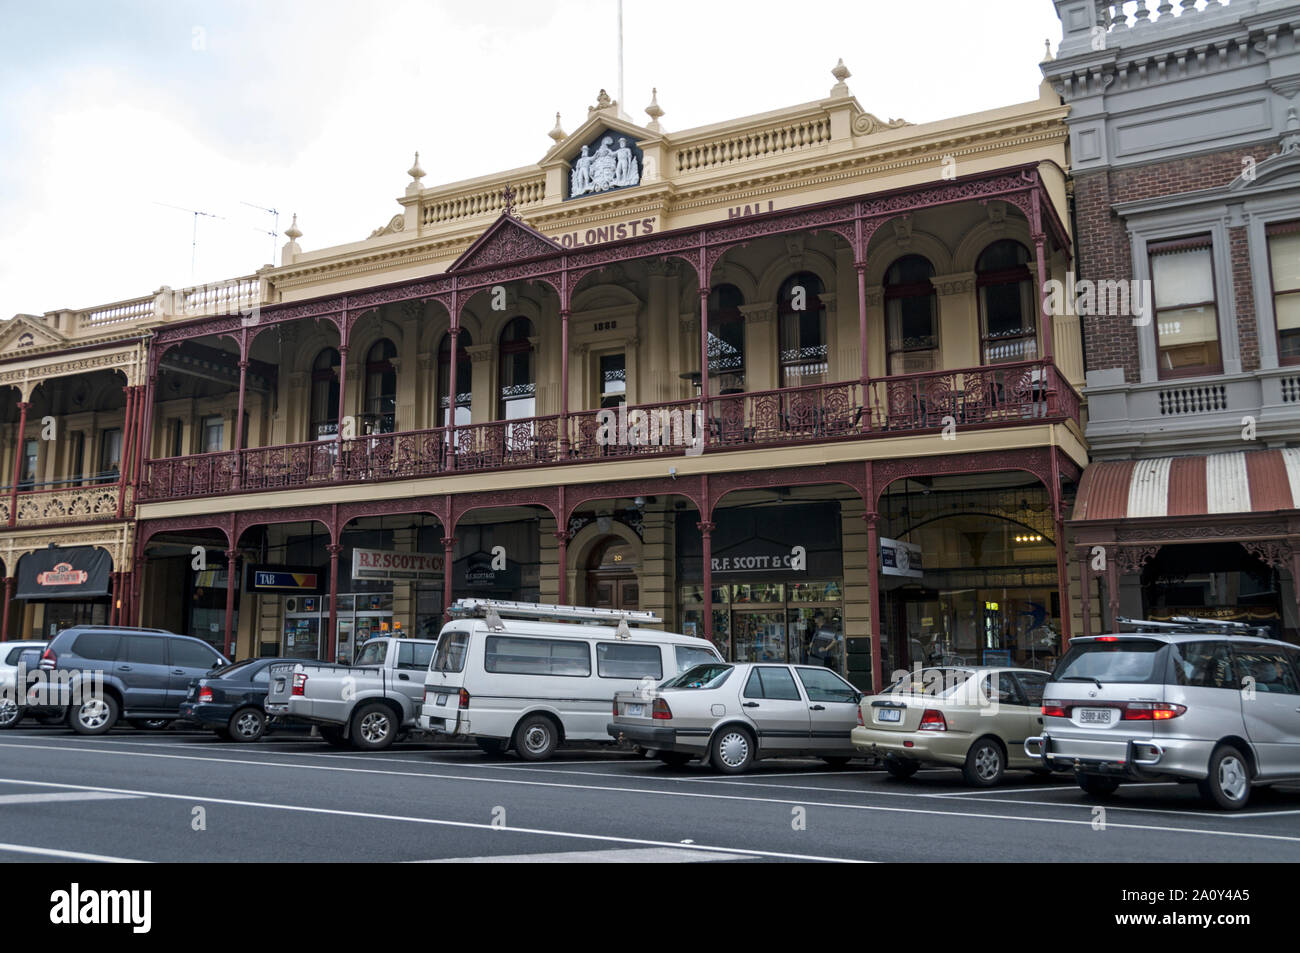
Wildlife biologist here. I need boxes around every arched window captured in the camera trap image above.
[777,272,827,388]
[977,241,1035,364]
[708,284,746,392]
[884,256,938,375]
[363,339,397,433]
[437,330,472,427]
[498,317,536,420]
[309,348,340,440]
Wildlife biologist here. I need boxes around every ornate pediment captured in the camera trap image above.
[0,314,65,356]
[447,211,563,272]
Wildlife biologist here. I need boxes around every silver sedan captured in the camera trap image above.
[607,662,864,773]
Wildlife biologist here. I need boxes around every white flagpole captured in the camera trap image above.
[618,0,624,116]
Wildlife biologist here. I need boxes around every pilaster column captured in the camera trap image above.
[1,577,14,640]
[327,543,342,663]
[864,511,882,692]
[223,549,238,660]
[698,520,715,646]
[442,536,457,617]
[554,530,570,603]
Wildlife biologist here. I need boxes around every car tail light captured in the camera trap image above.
[856,704,864,727]
[198,687,214,703]
[1096,636,1118,642]
[613,699,619,718]
[39,647,56,671]
[458,688,470,709]
[291,673,307,696]
[918,709,947,731]
[1122,702,1186,721]
[652,698,672,720]
[1042,702,1069,718]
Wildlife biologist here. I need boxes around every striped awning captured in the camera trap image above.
[1072,449,1300,521]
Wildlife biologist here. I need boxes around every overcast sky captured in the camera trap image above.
[0,0,1064,318]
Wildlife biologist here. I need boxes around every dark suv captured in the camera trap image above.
[39,626,229,735]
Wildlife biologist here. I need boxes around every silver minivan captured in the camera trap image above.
[1026,617,1300,810]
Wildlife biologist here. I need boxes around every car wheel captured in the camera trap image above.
[319,726,350,748]
[710,726,755,774]
[884,756,920,779]
[228,707,266,743]
[513,714,559,761]
[657,751,693,768]
[962,737,1006,787]
[1197,745,1251,811]
[71,695,119,735]
[1075,772,1121,798]
[128,719,171,731]
[820,756,853,767]
[0,699,24,730]
[475,737,508,756]
[350,703,399,751]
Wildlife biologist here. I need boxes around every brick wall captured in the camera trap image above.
[1072,145,1262,383]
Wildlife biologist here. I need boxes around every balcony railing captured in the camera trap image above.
[138,361,1080,503]
[0,483,127,528]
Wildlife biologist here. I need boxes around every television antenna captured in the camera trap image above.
[241,201,280,266]
[153,201,226,283]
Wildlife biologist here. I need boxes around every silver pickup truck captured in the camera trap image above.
[264,637,438,750]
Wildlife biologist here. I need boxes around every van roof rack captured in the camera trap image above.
[1115,615,1271,638]
[448,599,661,630]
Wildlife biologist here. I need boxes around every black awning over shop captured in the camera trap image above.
[15,546,112,601]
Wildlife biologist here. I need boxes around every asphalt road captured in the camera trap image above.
[0,724,1298,863]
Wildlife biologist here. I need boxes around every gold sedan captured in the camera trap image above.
[851,666,1054,787]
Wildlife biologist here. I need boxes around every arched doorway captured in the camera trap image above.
[585,537,639,611]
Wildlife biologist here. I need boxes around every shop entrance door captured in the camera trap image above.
[585,538,639,611]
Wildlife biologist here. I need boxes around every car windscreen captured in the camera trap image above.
[674,644,721,674]
[885,668,974,697]
[213,658,261,678]
[432,632,468,673]
[660,663,732,690]
[1054,639,1164,684]
[354,641,387,666]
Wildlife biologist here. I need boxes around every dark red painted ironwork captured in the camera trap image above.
[138,364,1080,503]
[7,401,28,527]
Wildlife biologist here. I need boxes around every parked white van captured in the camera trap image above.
[421,599,722,760]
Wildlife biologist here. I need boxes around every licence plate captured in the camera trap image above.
[436,694,449,706]
[274,678,285,693]
[1078,708,1113,725]
[626,703,645,717]
[877,709,902,722]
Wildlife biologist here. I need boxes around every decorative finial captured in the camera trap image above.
[285,213,302,241]
[407,151,426,186]
[830,58,851,98]
[1043,38,1053,61]
[589,88,616,116]
[502,183,516,218]
[548,112,566,143]
[645,88,664,133]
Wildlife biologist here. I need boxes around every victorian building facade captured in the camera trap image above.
[1046,0,1300,641]
[1,64,1084,690]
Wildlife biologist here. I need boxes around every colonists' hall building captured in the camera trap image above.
[0,63,1085,690]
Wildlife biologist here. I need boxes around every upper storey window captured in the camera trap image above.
[498,317,536,420]
[885,255,938,375]
[777,272,827,388]
[438,331,473,426]
[364,339,398,433]
[1267,223,1300,366]
[977,240,1035,365]
[1149,237,1221,379]
[310,348,340,440]
[708,284,746,392]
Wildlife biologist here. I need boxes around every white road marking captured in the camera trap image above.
[0,777,863,864]
[0,742,1296,845]
[411,847,749,863]
[0,842,148,862]
[0,791,142,805]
